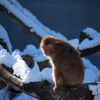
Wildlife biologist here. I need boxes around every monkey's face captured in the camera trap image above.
[40,36,57,57]
[42,45,51,56]
[41,43,57,57]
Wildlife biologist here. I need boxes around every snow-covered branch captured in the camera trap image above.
[0,25,12,53]
[0,0,100,99]
[0,64,96,100]
[79,28,100,57]
[0,0,67,42]
[0,0,100,58]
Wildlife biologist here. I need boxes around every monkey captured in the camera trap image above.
[40,35,84,92]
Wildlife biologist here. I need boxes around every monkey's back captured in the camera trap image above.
[52,41,84,87]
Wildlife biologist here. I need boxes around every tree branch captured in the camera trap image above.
[79,31,100,57]
[0,4,41,42]
[0,64,95,100]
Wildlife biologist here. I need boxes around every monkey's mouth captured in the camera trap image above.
[44,50,49,56]
[43,46,50,56]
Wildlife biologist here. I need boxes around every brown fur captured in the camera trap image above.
[40,35,84,92]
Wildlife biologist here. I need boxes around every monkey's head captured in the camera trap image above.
[40,35,60,57]
[40,35,78,58]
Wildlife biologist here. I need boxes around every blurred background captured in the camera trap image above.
[0,0,100,67]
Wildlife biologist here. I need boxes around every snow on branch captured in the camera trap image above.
[0,64,96,100]
[79,27,100,57]
[0,49,99,100]
[0,0,100,58]
[0,0,67,42]
[0,24,12,53]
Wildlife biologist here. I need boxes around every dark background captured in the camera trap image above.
[0,0,100,68]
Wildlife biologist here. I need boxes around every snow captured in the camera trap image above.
[0,25,12,53]
[79,27,100,50]
[40,68,53,83]
[83,69,99,83]
[0,49,52,83]
[89,85,100,100]
[0,0,67,41]
[0,49,15,68]
[21,44,38,56]
[83,27,100,39]
[82,58,100,100]
[82,58,100,83]
[68,39,79,49]
[12,50,52,83]
[17,44,47,62]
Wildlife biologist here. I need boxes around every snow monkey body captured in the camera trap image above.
[40,35,84,92]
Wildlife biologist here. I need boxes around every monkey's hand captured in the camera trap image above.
[53,86,58,93]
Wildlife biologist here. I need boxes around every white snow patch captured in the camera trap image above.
[34,50,47,62]
[83,69,99,83]
[0,49,15,67]
[79,38,100,50]
[22,44,38,56]
[40,68,53,83]
[79,27,100,50]
[83,27,100,39]
[12,52,52,83]
[19,44,47,62]
[82,58,100,80]
[82,58,100,83]
[68,39,79,49]
[12,54,40,83]
[89,84,100,100]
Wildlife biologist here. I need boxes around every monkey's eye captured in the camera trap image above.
[44,45,50,51]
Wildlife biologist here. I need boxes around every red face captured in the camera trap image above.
[43,45,51,56]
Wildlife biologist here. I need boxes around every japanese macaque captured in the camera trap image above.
[40,35,84,92]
